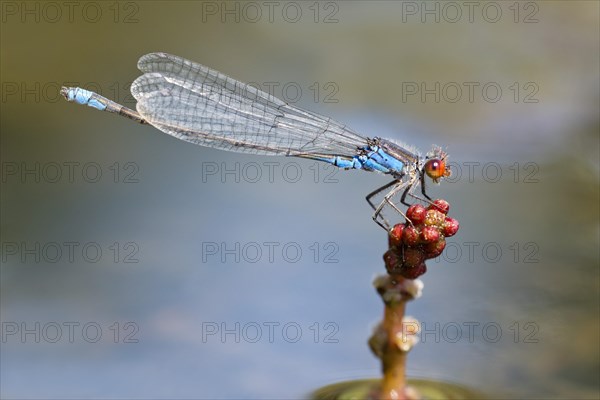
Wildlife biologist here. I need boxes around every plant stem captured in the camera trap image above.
[370,276,421,400]
[381,298,408,397]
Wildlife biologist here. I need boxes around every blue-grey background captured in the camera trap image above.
[1,1,598,399]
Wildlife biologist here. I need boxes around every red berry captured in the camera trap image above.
[424,209,445,227]
[421,225,440,243]
[400,262,427,279]
[429,199,450,215]
[443,217,460,237]
[423,237,446,259]
[402,225,420,246]
[383,249,402,274]
[388,223,405,247]
[402,247,425,268]
[406,204,426,225]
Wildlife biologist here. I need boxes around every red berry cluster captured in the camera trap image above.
[383,199,459,279]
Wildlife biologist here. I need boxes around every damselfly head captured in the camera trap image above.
[424,146,451,183]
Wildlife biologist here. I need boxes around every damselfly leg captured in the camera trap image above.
[367,179,415,230]
[367,171,438,230]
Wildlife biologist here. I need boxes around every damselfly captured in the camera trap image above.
[61,52,451,230]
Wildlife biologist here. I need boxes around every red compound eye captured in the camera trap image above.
[424,159,450,182]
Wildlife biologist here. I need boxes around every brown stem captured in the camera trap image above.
[381,299,407,398]
[370,276,421,400]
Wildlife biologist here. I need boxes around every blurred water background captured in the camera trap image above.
[1,1,599,398]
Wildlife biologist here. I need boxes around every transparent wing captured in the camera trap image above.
[130,52,367,156]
